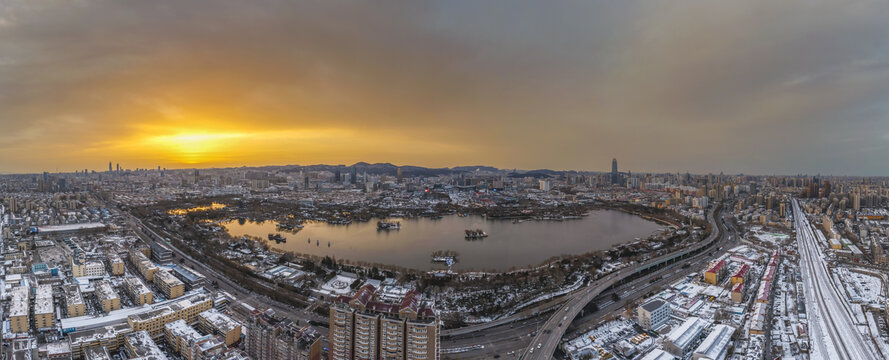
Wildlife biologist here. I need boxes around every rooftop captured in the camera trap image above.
[95,280,120,302]
[125,276,152,295]
[199,308,241,333]
[164,319,203,341]
[9,286,30,317]
[640,299,667,312]
[69,323,132,347]
[35,284,54,315]
[125,330,167,360]
[693,324,736,359]
[155,269,184,287]
[171,265,205,283]
[37,222,106,233]
[64,285,85,306]
[640,349,676,360]
[665,316,707,350]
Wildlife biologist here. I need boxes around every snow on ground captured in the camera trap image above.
[513,276,585,314]
[318,274,359,296]
[836,268,884,305]
[749,225,790,245]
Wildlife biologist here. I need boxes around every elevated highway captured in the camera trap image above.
[521,204,724,359]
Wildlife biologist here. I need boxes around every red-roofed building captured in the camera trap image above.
[329,285,439,360]
[731,264,750,285]
[731,283,744,303]
[704,260,727,285]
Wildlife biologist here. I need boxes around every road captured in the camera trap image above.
[443,214,738,359]
[792,199,877,360]
[520,204,725,359]
[123,212,329,327]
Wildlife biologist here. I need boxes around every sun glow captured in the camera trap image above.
[147,132,248,164]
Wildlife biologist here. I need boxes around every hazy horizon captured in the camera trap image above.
[6,160,885,179]
[3,1,889,175]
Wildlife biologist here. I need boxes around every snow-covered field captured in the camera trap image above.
[750,225,790,245]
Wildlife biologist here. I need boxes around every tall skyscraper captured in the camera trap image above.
[350,167,357,185]
[611,158,618,185]
[396,167,403,184]
[109,162,113,172]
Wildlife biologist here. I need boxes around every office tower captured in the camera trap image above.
[304,176,310,189]
[335,169,342,183]
[330,285,439,360]
[350,167,357,185]
[611,158,618,184]
[396,167,403,184]
[109,162,113,172]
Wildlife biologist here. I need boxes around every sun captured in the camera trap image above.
[147,132,247,164]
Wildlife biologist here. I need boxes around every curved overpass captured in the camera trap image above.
[521,204,724,359]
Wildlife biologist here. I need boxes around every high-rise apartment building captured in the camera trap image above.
[611,158,618,185]
[329,285,439,360]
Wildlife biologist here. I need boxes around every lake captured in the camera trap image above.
[219,210,663,271]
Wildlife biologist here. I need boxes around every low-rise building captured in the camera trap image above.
[749,302,767,335]
[198,308,242,346]
[95,280,121,313]
[637,299,671,331]
[35,284,56,329]
[704,260,726,285]
[155,269,185,299]
[692,324,735,360]
[128,292,214,338]
[83,346,112,360]
[72,257,106,278]
[65,284,87,317]
[730,283,744,304]
[130,248,158,282]
[124,330,167,360]
[664,317,707,359]
[108,252,125,276]
[124,276,154,305]
[730,264,749,285]
[39,341,73,360]
[172,265,207,290]
[68,323,133,358]
[165,320,213,360]
[150,241,174,264]
[641,349,676,360]
[9,286,30,333]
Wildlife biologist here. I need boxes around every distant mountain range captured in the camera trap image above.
[268,163,585,177]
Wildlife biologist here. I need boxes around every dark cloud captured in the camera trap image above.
[1,0,889,174]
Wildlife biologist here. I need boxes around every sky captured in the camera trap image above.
[2,1,889,175]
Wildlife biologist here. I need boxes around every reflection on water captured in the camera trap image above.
[169,202,227,216]
[220,210,662,271]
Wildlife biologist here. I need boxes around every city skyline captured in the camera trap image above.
[9,158,888,178]
[3,1,889,175]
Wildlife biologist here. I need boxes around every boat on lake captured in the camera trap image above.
[464,229,488,239]
[268,233,287,243]
[377,221,401,230]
